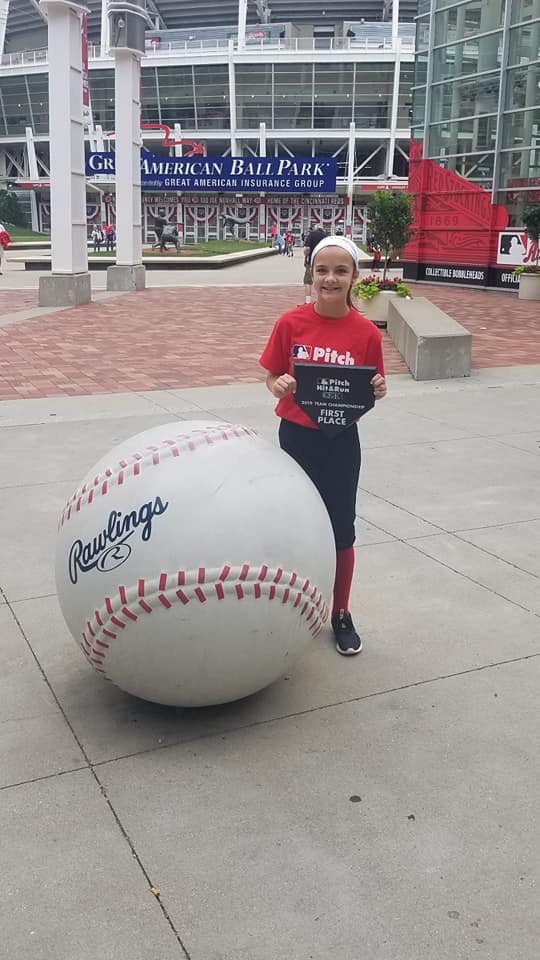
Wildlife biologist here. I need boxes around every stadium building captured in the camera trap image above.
[404,0,540,287]
[0,0,416,243]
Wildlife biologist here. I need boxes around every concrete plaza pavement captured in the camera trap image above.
[1,251,540,957]
[1,349,540,957]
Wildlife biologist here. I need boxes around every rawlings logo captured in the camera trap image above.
[68,496,169,585]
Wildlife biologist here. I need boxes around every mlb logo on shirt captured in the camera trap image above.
[292,344,312,360]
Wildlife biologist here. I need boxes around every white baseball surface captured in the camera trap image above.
[55,420,335,707]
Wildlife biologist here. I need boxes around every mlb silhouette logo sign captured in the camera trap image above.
[292,344,312,360]
[497,230,531,267]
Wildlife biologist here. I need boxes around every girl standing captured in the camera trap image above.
[260,235,387,655]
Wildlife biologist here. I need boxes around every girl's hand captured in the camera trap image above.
[371,374,387,400]
[272,374,297,398]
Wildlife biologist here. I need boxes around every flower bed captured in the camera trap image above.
[353,276,411,302]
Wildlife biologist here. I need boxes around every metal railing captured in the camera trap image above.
[1,34,414,67]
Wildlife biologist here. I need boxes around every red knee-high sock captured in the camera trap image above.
[332,546,355,616]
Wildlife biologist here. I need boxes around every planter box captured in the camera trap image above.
[353,291,401,328]
[518,272,540,300]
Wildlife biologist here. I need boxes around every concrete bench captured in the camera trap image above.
[387,297,472,380]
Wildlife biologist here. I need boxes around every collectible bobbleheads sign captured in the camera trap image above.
[293,363,377,438]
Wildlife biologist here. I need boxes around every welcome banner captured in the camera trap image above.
[85,152,337,193]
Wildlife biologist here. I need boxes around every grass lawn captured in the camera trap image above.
[88,240,269,258]
[5,223,49,241]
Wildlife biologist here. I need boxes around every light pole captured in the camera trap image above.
[38,0,91,307]
[106,1,148,291]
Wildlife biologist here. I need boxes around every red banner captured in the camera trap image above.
[404,140,508,269]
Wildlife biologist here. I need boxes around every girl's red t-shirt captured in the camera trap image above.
[259,303,385,430]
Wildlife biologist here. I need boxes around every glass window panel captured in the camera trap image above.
[505,61,540,110]
[433,150,494,183]
[511,0,540,25]
[194,64,230,129]
[354,63,393,128]
[397,63,414,127]
[434,0,505,45]
[414,51,429,86]
[416,16,431,50]
[26,74,49,135]
[499,145,540,182]
[0,75,31,135]
[274,63,313,128]
[418,0,432,15]
[156,65,195,127]
[497,186,540,226]
[236,63,272,128]
[429,114,498,155]
[433,31,504,81]
[88,69,115,129]
[412,84,426,140]
[507,20,540,66]
[501,106,540,147]
[431,71,500,121]
[141,68,159,124]
[313,63,354,128]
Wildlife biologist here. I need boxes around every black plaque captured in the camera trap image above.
[293,362,377,438]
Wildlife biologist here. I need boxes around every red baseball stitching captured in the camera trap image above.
[59,424,257,528]
[79,564,329,676]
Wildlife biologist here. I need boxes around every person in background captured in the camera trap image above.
[285,230,295,257]
[276,232,285,255]
[372,246,382,271]
[104,223,115,252]
[302,226,327,303]
[0,222,10,274]
[91,225,103,253]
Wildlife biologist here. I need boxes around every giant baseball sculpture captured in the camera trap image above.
[55,421,335,707]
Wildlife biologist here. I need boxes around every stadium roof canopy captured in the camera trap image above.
[6,0,416,47]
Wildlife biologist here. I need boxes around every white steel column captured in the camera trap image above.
[25,127,41,231]
[0,0,10,56]
[259,121,267,157]
[346,122,356,237]
[491,0,512,198]
[109,49,145,284]
[387,40,401,177]
[100,0,110,53]
[29,191,39,232]
[259,122,267,241]
[237,0,248,50]
[392,0,400,44]
[38,0,91,306]
[174,123,183,157]
[25,127,40,180]
[228,41,238,155]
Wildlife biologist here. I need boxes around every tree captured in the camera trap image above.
[0,191,25,227]
[368,190,415,279]
[522,205,540,269]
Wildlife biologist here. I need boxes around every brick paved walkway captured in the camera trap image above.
[0,290,37,316]
[410,283,540,369]
[0,284,538,400]
[0,286,407,399]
